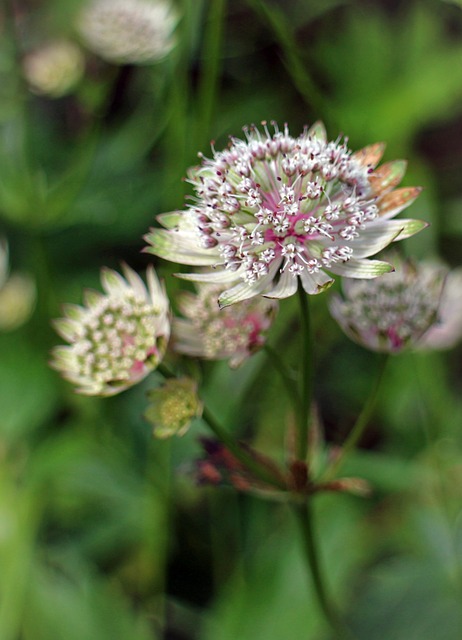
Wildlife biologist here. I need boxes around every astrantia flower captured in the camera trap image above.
[77,0,178,64]
[329,255,446,353]
[172,283,278,367]
[51,265,170,395]
[145,122,426,307]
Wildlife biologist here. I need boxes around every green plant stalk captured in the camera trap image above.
[293,501,353,639]
[248,0,325,115]
[157,363,286,490]
[264,343,303,421]
[196,0,227,149]
[297,287,314,461]
[324,353,389,482]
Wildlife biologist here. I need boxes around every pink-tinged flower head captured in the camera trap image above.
[145,122,426,307]
[172,283,278,367]
[329,255,446,353]
[51,265,170,395]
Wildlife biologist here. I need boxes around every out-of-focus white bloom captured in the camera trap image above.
[419,266,462,350]
[172,283,278,367]
[145,122,426,307]
[51,265,170,396]
[23,40,85,98]
[77,0,178,64]
[329,255,446,353]
[0,239,36,331]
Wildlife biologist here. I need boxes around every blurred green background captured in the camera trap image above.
[2,0,462,638]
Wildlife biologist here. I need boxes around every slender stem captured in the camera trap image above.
[248,0,325,115]
[201,405,285,490]
[297,287,314,461]
[264,343,302,420]
[157,363,286,490]
[195,0,227,149]
[293,501,353,639]
[324,353,389,482]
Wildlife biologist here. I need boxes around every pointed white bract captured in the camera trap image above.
[329,255,447,353]
[172,283,278,367]
[77,0,178,64]
[51,265,170,395]
[144,122,426,307]
[419,266,462,350]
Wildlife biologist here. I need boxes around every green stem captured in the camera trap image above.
[293,501,353,639]
[157,363,286,490]
[324,354,389,481]
[264,343,302,420]
[297,287,314,461]
[195,0,227,149]
[248,0,325,115]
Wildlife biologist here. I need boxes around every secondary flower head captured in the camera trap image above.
[77,0,178,64]
[51,264,170,395]
[172,282,278,367]
[23,40,85,98]
[329,254,446,353]
[145,122,426,307]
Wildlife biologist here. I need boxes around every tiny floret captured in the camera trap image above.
[77,0,178,64]
[172,283,278,367]
[144,122,426,307]
[329,254,447,353]
[51,265,170,395]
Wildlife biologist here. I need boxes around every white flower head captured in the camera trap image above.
[23,40,85,98]
[172,282,278,367]
[145,122,426,307]
[77,0,178,64]
[329,254,446,353]
[51,264,170,395]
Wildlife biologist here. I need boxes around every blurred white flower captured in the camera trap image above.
[145,122,426,308]
[0,239,36,331]
[173,283,278,367]
[23,40,85,98]
[77,0,178,64]
[329,255,446,353]
[51,264,170,395]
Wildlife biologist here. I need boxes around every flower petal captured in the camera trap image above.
[378,187,422,219]
[300,269,334,295]
[369,160,407,195]
[307,121,327,142]
[390,218,429,241]
[264,268,298,299]
[352,142,386,169]
[329,258,393,279]
[144,228,220,266]
[175,268,243,284]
